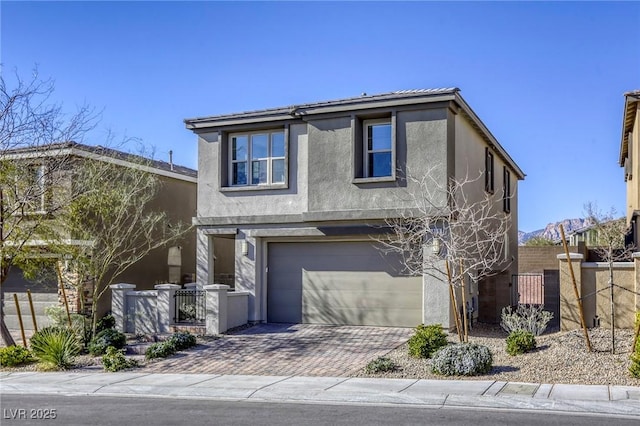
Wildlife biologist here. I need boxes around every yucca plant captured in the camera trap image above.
[29,326,81,370]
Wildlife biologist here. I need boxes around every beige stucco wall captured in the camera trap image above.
[559,254,639,330]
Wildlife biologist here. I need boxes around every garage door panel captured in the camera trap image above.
[303,289,422,310]
[267,241,422,326]
[304,307,422,327]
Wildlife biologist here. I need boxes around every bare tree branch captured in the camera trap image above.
[378,165,513,340]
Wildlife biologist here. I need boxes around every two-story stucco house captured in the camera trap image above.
[185,89,524,329]
[620,90,640,247]
[2,142,197,335]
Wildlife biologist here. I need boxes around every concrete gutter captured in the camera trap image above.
[1,372,638,418]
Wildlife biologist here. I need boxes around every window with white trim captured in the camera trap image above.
[229,130,286,186]
[363,119,392,178]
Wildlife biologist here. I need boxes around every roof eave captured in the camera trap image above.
[619,91,640,166]
[184,91,459,130]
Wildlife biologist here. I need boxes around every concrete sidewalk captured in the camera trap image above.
[1,372,639,418]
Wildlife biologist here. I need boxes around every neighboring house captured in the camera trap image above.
[1,142,197,332]
[185,89,525,329]
[620,90,640,247]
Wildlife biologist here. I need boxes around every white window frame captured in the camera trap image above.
[228,130,286,187]
[363,118,393,178]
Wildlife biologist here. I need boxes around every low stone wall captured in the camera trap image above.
[228,291,249,330]
[110,283,249,336]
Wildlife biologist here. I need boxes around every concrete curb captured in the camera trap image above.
[1,372,639,417]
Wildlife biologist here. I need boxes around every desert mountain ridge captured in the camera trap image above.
[518,218,593,245]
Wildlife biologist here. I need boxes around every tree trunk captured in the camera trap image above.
[609,259,615,354]
[1,315,16,346]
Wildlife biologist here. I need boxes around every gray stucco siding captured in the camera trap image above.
[196,124,308,219]
[306,108,449,216]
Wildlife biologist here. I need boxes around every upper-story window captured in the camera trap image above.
[353,113,396,183]
[9,163,47,214]
[485,147,494,193]
[503,166,511,213]
[229,130,286,186]
[364,119,393,178]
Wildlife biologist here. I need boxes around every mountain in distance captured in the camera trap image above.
[518,218,593,245]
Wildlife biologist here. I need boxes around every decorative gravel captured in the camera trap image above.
[353,324,640,386]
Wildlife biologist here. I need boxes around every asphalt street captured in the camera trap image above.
[2,394,639,426]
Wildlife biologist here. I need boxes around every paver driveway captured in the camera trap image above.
[144,324,413,376]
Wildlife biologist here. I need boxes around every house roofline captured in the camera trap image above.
[2,142,198,183]
[184,89,460,127]
[185,89,524,180]
[452,93,525,180]
[620,90,640,166]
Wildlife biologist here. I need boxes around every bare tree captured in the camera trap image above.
[380,166,512,341]
[0,70,95,346]
[55,150,192,336]
[584,202,636,354]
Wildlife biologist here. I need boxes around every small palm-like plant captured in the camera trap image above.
[30,326,80,370]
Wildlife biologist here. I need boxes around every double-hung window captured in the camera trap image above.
[363,119,392,178]
[230,130,285,186]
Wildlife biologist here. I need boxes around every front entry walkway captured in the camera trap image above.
[144,324,413,377]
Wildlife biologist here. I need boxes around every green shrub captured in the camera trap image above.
[168,332,197,351]
[44,305,90,345]
[102,346,139,372]
[0,345,34,367]
[29,326,80,370]
[145,340,177,360]
[431,343,493,376]
[506,330,536,356]
[96,314,116,333]
[500,304,553,336]
[365,356,397,374]
[88,328,127,356]
[408,324,448,358]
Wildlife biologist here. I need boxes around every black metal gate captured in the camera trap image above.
[173,289,205,325]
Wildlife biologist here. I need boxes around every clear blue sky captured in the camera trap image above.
[2,1,639,232]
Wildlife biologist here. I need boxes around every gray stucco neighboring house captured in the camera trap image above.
[185,89,525,329]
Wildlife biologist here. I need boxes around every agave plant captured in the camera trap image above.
[29,326,81,370]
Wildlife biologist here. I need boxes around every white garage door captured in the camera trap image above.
[267,241,422,327]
